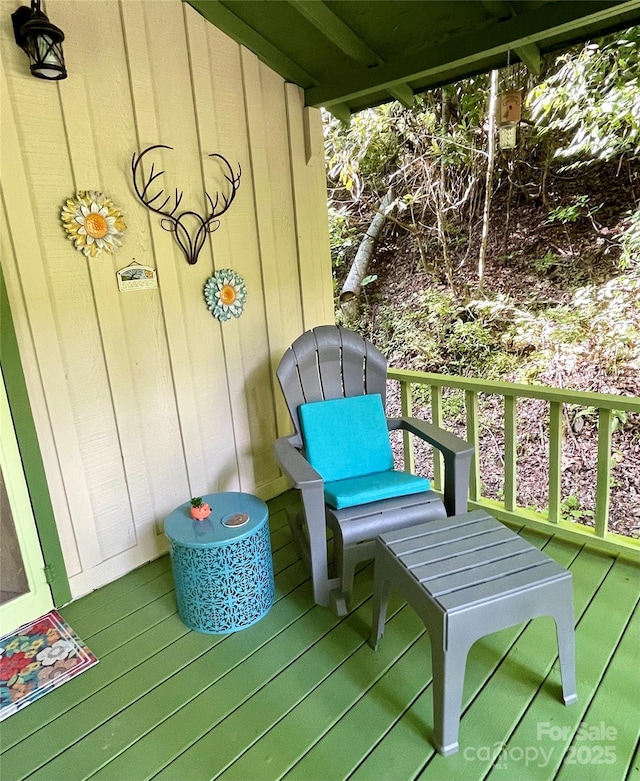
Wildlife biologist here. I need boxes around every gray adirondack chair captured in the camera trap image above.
[274,325,474,614]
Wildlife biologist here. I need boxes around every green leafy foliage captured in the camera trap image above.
[619,209,640,270]
[327,25,640,384]
[365,289,519,380]
[508,275,640,377]
[547,194,593,223]
[533,251,560,273]
[528,29,640,164]
[328,204,358,268]
[560,495,594,523]
[325,28,640,539]
[325,103,407,197]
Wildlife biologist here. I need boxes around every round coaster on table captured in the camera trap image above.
[222,512,250,527]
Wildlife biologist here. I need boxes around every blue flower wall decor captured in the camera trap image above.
[204,269,247,321]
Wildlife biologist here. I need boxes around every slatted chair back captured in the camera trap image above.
[277,325,388,441]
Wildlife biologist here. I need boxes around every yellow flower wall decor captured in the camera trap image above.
[61,191,126,257]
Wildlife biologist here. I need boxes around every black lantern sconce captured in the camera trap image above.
[12,0,66,80]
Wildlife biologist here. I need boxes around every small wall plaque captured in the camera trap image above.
[117,262,157,292]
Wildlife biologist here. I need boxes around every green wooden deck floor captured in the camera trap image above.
[1,492,639,781]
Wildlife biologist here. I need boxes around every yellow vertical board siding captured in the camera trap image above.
[1,0,333,597]
[0,202,82,580]
[254,60,308,470]
[285,85,335,333]
[182,5,246,491]
[54,0,141,556]
[0,68,103,574]
[185,8,257,493]
[67,0,184,541]
[9,1,136,563]
[119,1,195,524]
[129,1,214,496]
[240,47,293,451]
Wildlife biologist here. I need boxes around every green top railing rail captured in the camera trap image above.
[388,368,640,561]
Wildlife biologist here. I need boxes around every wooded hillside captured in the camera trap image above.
[325,28,640,536]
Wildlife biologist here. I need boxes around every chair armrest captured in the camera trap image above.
[274,435,323,489]
[274,435,333,607]
[388,417,473,457]
[387,417,474,516]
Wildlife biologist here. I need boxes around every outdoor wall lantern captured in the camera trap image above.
[12,0,66,81]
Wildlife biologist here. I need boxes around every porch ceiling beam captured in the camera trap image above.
[482,1,541,75]
[286,0,380,67]
[327,102,351,124]
[188,0,318,88]
[307,0,640,107]
[287,0,415,109]
[387,83,415,108]
[515,41,541,74]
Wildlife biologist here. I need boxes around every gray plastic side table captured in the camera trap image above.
[370,509,577,756]
[164,492,275,634]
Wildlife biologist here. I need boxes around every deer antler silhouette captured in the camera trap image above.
[131,144,242,265]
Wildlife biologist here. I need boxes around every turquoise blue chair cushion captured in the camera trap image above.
[298,394,431,510]
[324,470,431,510]
[299,394,393,482]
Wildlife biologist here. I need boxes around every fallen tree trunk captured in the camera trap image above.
[340,187,395,318]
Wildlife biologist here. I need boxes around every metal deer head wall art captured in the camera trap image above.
[131,144,241,265]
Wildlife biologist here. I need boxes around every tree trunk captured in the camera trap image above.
[503,159,514,256]
[437,86,454,289]
[340,187,394,318]
[478,69,498,291]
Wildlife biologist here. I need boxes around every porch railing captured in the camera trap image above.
[388,369,640,561]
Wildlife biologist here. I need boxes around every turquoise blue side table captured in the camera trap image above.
[164,492,275,634]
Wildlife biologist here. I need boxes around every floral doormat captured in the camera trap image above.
[0,610,98,722]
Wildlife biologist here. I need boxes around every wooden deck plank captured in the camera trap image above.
[0,602,189,752]
[349,539,609,781]
[0,492,637,781]
[152,599,408,781]
[63,569,177,637]
[216,607,426,781]
[553,604,640,781]
[61,555,172,619]
[72,592,336,781]
[482,554,639,781]
[82,590,179,652]
[270,523,296,553]
[22,568,321,780]
[282,629,435,781]
[2,625,227,779]
[95,568,383,781]
[1,547,309,779]
[627,740,640,781]
[0,541,301,751]
[267,504,292,533]
[266,490,301,516]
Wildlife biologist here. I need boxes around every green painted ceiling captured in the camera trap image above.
[186,0,640,120]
